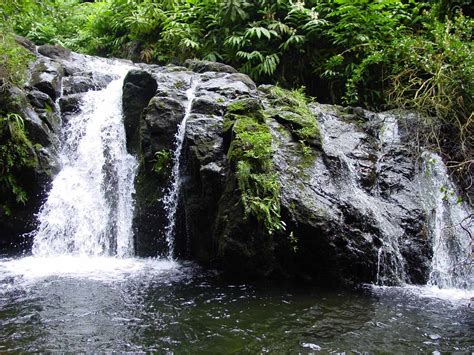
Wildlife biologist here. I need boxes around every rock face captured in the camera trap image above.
[2,48,466,287]
[0,57,62,252]
[122,70,157,154]
[123,60,439,286]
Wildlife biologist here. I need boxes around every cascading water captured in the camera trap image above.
[418,152,473,289]
[372,113,407,285]
[318,112,407,285]
[32,60,137,257]
[162,79,199,258]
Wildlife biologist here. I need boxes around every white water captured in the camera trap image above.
[0,256,179,290]
[372,113,407,285]
[32,61,137,257]
[418,152,473,290]
[162,80,199,258]
[317,109,473,294]
[0,59,187,284]
[318,112,407,285]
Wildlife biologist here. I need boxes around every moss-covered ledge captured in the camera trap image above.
[262,86,322,149]
[223,98,284,234]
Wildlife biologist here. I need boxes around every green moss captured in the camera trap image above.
[173,80,187,90]
[225,99,284,234]
[297,140,317,171]
[267,86,321,146]
[227,98,265,122]
[152,149,172,177]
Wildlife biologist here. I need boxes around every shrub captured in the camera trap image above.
[0,113,37,215]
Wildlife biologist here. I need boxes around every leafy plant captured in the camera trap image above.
[386,11,473,199]
[267,86,320,145]
[152,149,172,176]
[225,99,285,234]
[0,112,37,214]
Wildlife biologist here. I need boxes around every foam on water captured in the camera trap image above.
[0,256,179,286]
[371,284,474,303]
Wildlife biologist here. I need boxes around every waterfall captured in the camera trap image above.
[318,112,407,285]
[32,61,138,258]
[419,152,473,289]
[162,80,198,258]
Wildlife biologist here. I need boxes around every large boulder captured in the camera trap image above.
[29,59,64,100]
[122,69,157,154]
[132,72,193,257]
[184,59,238,74]
[37,44,71,60]
[169,83,434,285]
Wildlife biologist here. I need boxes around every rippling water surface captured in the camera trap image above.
[0,256,472,352]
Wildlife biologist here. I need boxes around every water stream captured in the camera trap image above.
[318,112,407,285]
[419,152,473,289]
[162,80,198,258]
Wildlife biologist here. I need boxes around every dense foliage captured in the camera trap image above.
[0,25,37,215]
[0,112,36,215]
[0,0,472,196]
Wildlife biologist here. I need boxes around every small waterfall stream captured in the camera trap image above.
[318,112,407,285]
[32,61,137,257]
[162,80,198,258]
[419,152,473,289]
[317,109,473,288]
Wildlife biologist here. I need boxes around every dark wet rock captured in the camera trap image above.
[14,35,36,53]
[178,114,228,261]
[27,89,61,133]
[66,70,116,89]
[227,73,256,90]
[0,83,58,253]
[38,44,71,60]
[59,94,83,114]
[27,89,54,111]
[198,74,255,97]
[62,76,98,95]
[184,59,238,74]
[0,84,57,148]
[163,65,188,73]
[141,97,185,162]
[29,60,64,100]
[124,64,434,285]
[92,72,116,88]
[154,72,193,101]
[191,97,224,116]
[133,86,187,257]
[122,69,157,154]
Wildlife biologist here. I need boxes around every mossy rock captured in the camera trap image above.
[224,98,284,234]
[265,86,322,148]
